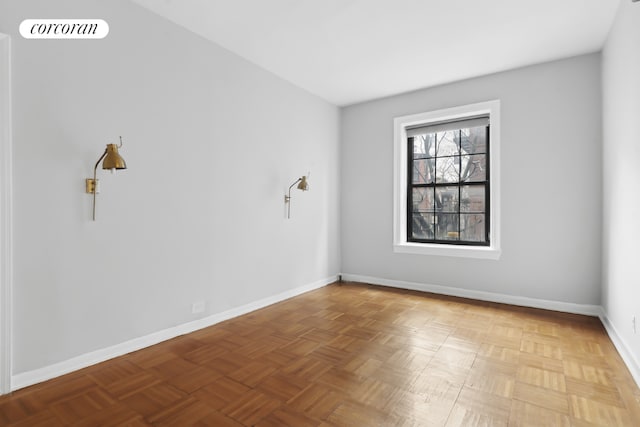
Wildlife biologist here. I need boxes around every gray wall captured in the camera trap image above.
[341,54,602,305]
[0,0,340,374]
[602,1,640,369]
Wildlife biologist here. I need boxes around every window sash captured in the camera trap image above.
[407,125,490,246]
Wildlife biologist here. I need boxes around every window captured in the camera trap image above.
[408,117,489,245]
[393,101,501,259]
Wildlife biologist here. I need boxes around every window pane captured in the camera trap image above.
[413,158,435,184]
[435,213,459,240]
[435,186,459,212]
[460,126,486,154]
[412,212,434,240]
[461,185,485,213]
[413,134,436,159]
[435,131,459,156]
[461,154,486,182]
[435,156,460,183]
[412,188,434,212]
[460,214,485,242]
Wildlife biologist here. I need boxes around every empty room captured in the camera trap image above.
[0,0,639,425]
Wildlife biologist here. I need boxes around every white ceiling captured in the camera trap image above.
[131,0,620,106]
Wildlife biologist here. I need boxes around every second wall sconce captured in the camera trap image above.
[86,136,127,221]
[284,175,309,218]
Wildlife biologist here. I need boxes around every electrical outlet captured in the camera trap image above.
[192,301,205,314]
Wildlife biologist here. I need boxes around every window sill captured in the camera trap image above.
[393,242,501,259]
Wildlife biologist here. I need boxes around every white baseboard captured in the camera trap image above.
[598,310,640,388]
[342,273,601,316]
[12,275,337,391]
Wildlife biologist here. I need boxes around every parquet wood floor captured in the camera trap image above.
[2,282,640,426]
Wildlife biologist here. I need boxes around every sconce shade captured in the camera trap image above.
[102,143,127,170]
[297,175,309,191]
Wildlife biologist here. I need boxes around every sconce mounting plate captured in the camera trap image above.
[85,178,99,194]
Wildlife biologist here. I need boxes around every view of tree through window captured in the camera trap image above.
[408,121,489,245]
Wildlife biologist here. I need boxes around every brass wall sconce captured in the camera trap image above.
[86,136,127,221]
[284,175,309,218]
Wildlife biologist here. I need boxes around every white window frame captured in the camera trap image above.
[393,100,501,259]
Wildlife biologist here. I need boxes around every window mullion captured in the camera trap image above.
[458,129,462,242]
[433,133,437,239]
[407,136,413,241]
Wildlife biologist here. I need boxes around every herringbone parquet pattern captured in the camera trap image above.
[1,282,639,426]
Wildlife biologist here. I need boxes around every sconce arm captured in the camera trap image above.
[285,177,303,219]
[288,177,302,193]
[93,149,108,183]
[88,149,108,221]
[285,177,302,202]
